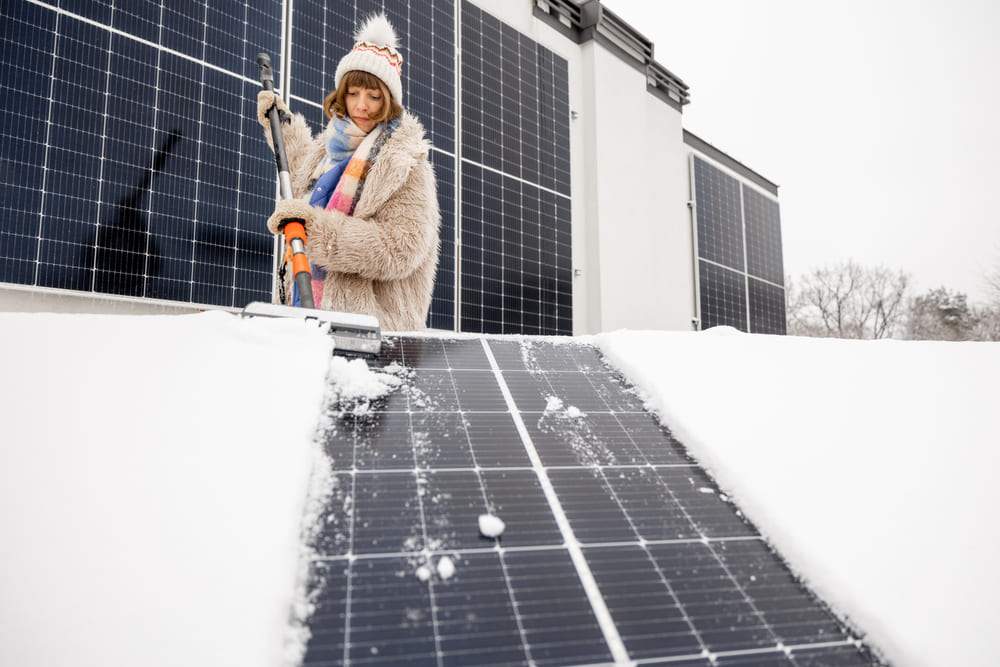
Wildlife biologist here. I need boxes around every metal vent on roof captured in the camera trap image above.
[533,0,691,109]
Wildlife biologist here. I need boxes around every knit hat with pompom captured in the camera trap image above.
[334,13,404,105]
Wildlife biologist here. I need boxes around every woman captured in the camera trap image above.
[256,13,439,331]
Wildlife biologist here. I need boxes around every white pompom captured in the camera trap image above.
[355,13,399,50]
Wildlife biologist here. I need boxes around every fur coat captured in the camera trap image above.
[263,111,440,331]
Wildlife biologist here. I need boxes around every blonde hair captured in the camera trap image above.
[323,70,403,123]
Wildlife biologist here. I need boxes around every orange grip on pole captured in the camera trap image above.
[283,220,307,242]
[282,220,311,274]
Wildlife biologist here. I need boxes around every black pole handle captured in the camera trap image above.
[256,52,291,180]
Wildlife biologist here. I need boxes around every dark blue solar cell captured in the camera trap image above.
[160,3,204,61]
[112,1,160,44]
[748,277,787,335]
[694,156,745,272]
[59,0,112,25]
[743,183,784,286]
[700,259,748,331]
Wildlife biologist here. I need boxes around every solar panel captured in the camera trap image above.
[459,2,573,335]
[303,335,879,665]
[0,0,280,307]
[692,157,786,333]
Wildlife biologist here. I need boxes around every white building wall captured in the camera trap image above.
[583,43,694,333]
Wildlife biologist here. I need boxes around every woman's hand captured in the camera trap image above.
[256,90,291,128]
[266,199,317,236]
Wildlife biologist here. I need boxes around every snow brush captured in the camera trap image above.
[241,53,382,356]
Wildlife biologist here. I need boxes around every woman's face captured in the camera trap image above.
[346,85,384,132]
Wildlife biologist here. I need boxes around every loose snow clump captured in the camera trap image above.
[478,514,506,538]
[436,556,456,580]
[326,356,402,413]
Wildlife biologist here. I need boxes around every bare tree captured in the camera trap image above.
[786,261,910,339]
[986,247,1000,306]
[906,287,976,341]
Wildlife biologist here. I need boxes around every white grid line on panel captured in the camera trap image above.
[480,338,631,664]
[186,1,211,302]
[229,1,252,307]
[454,0,463,332]
[326,462,701,475]
[739,176,751,330]
[313,535,765,563]
[90,12,114,292]
[700,257,784,291]
[25,0,264,88]
[461,156,570,201]
[634,639,858,666]
[32,9,61,286]
[140,2,166,299]
[408,412,446,667]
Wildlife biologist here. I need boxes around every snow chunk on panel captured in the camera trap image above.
[596,329,1000,667]
[436,556,456,580]
[478,514,506,538]
[0,311,333,667]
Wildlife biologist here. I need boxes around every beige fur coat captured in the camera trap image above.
[263,110,440,331]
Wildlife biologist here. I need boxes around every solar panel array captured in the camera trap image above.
[459,1,573,335]
[692,156,786,334]
[1,0,573,334]
[303,335,878,665]
[0,0,281,306]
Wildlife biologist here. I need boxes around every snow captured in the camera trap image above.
[436,556,456,580]
[0,311,334,667]
[325,356,401,411]
[478,514,506,538]
[596,329,1000,667]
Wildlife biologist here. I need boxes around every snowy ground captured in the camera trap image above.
[0,311,333,667]
[596,328,1000,667]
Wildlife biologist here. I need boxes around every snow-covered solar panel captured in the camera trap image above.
[692,156,786,333]
[302,335,878,665]
[0,0,281,306]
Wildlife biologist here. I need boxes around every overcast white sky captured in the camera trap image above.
[606,0,1000,303]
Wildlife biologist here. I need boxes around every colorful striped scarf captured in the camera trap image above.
[295,116,398,307]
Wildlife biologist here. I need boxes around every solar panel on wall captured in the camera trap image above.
[0,0,281,307]
[302,335,879,665]
[460,1,573,335]
[289,0,456,330]
[692,156,786,333]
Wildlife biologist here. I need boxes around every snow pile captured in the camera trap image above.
[478,514,506,538]
[596,329,1000,667]
[436,556,456,580]
[0,311,334,667]
[325,356,402,415]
